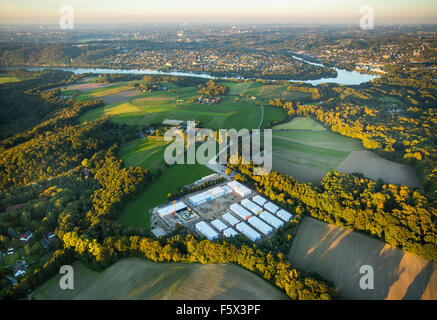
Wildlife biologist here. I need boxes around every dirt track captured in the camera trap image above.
[288,217,437,300]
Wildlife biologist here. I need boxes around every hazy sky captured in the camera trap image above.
[0,0,436,24]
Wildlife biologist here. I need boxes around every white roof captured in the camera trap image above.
[202,173,219,181]
[248,216,273,235]
[277,209,293,222]
[227,181,252,197]
[195,221,219,241]
[223,227,238,238]
[235,222,261,241]
[230,203,252,220]
[209,186,225,197]
[151,227,167,237]
[252,195,267,206]
[222,186,232,194]
[264,202,279,213]
[157,202,187,217]
[189,186,225,205]
[222,212,240,226]
[241,199,263,215]
[259,211,284,229]
[189,192,210,204]
[211,219,228,232]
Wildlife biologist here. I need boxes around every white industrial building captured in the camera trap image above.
[235,222,261,241]
[227,181,252,198]
[202,173,219,182]
[211,219,228,233]
[259,211,284,229]
[252,195,267,207]
[277,209,293,222]
[241,199,263,215]
[264,201,279,213]
[223,227,238,238]
[222,212,240,226]
[188,186,226,206]
[195,221,219,241]
[247,216,273,235]
[230,203,252,220]
[157,202,187,218]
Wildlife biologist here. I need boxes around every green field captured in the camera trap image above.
[34,258,288,300]
[118,137,169,172]
[118,163,213,229]
[80,90,285,130]
[0,74,21,84]
[273,117,327,131]
[270,118,364,184]
[2,252,20,266]
[224,81,264,96]
[271,117,420,186]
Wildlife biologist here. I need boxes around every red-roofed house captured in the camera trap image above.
[20,231,33,242]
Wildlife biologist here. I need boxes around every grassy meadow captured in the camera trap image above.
[118,163,213,229]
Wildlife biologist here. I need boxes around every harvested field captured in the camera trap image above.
[337,151,422,188]
[34,258,288,300]
[99,89,139,104]
[258,85,286,99]
[288,217,437,300]
[62,82,112,91]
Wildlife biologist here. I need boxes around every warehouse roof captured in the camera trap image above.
[157,202,187,217]
[241,199,263,215]
[222,212,240,226]
[211,219,228,232]
[227,181,252,197]
[230,203,252,220]
[248,216,273,235]
[252,195,267,206]
[264,202,279,213]
[277,209,293,222]
[235,222,261,241]
[195,221,219,241]
[223,227,238,238]
[259,211,284,229]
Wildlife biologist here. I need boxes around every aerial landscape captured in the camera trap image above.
[0,0,436,307]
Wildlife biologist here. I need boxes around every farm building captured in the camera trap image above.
[230,203,252,220]
[235,222,261,241]
[157,202,187,218]
[241,199,264,215]
[195,221,219,241]
[222,212,240,226]
[247,216,273,235]
[227,181,252,197]
[259,211,284,229]
[223,227,238,238]
[188,186,226,206]
[211,219,228,233]
[252,195,267,207]
[277,209,293,222]
[264,202,279,214]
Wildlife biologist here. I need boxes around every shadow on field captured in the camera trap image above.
[288,217,437,300]
[402,261,435,300]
